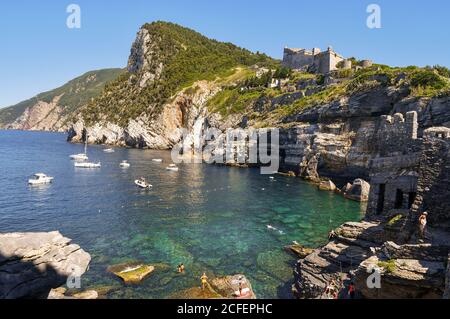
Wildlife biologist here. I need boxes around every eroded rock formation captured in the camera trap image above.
[293,116,450,299]
[0,231,91,299]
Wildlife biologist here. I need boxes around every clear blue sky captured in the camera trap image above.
[1,0,449,108]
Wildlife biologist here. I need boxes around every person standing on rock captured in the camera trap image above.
[419,212,428,239]
[201,273,208,290]
[348,282,355,299]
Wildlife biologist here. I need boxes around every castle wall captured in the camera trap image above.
[410,130,450,230]
[282,48,314,70]
[315,51,344,74]
[366,112,422,216]
[282,47,345,74]
[376,112,419,156]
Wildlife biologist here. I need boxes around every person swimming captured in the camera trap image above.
[177,263,185,273]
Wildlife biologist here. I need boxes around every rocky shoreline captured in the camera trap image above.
[0,232,91,299]
[0,231,259,300]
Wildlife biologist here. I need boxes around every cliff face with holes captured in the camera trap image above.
[293,113,450,299]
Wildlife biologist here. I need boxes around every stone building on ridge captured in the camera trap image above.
[282,46,346,74]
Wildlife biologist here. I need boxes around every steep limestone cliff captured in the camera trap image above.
[0,69,123,131]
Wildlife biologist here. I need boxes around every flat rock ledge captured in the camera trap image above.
[107,261,155,284]
[0,231,91,299]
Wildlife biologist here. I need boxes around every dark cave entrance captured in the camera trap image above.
[376,184,386,214]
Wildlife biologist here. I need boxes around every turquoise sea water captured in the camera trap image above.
[0,130,365,298]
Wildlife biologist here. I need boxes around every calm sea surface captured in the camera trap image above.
[0,130,365,298]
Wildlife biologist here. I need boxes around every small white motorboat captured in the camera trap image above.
[104,148,115,153]
[166,164,179,172]
[120,160,131,168]
[152,159,163,163]
[74,162,101,168]
[134,179,152,189]
[28,173,54,185]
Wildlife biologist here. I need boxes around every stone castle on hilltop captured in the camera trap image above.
[282,46,372,74]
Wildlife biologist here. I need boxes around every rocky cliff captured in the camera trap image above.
[0,69,123,132]
[0,231,91,299]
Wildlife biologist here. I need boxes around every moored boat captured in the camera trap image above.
[74,162,101,168]
[134,178,152,189]
[28,173,54,185]
[120,160,131,168]
[166,164,179,172]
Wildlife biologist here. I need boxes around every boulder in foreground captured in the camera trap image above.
[0,231,91,299]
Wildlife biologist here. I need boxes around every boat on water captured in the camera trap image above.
[134,178,152,189]
[70,139,88,161]
[152,159,163,163]
[74,162,101,168]
[104,148,115,153]
[28,173,54,185]
[166,164,179,172]
[120,160,131,168]
[70,153,88,161]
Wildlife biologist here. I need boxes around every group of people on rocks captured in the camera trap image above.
[324,278,356,299]
[321,211,431,300]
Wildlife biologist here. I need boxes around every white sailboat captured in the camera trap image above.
[70,140,88,161]
[72,136,101,168]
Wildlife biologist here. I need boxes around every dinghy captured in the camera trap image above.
[152,159,163,163]
[120,160,130,168]
[104,148,115,153]
[166,164,179,172]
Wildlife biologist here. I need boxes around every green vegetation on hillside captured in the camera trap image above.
[81,21,278,126]
[0,68,124,126]
[205,62,450,125]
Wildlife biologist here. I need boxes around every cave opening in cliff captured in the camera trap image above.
[395,189,404,209]
[376,184,386,214]
[408,192,417,209]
